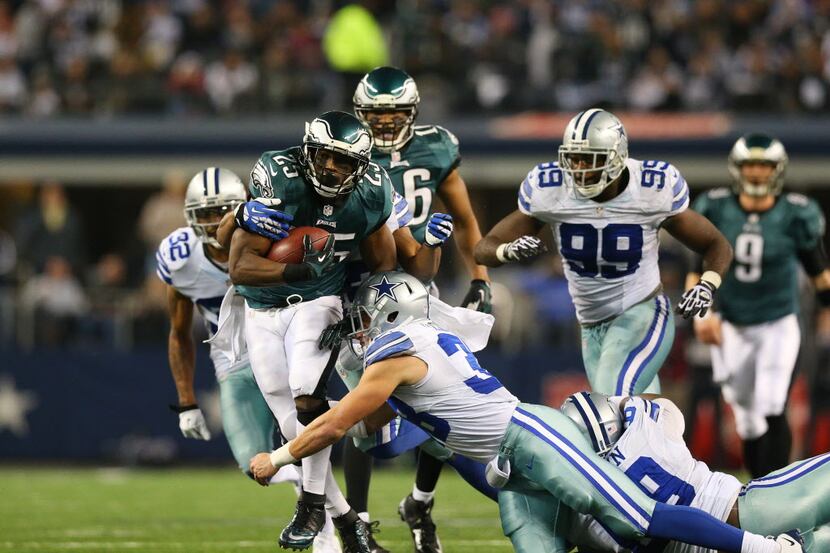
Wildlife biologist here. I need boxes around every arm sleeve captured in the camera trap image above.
[791,195,826,251]
[517,168,536,215]
[652,398,686,442]
[436,126,462,183]
[666,165,690,217]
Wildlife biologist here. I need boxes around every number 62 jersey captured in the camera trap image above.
[518,157,689,324]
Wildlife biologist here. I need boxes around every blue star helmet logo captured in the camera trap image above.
[369,275,402,303]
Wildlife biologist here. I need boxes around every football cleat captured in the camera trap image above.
[774,530,804,552]
[279,500,327,550]
[312,514,342,553]
[398,494,443,553]
[336,518,371,553]
[366,520,389,553]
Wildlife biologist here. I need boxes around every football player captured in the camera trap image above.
[687,134,830,477]
[157,167,340,552]
[249,271,801,553]
[227,111,397,552]
[559,391,828,553]
[475,108,733,396]
[350,66,492,552]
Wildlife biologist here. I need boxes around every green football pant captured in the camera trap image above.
[581,294,673,395]
[738,452,830,552]
[501,403,656,551]
[218,365,277,473]
[498,488,573,552]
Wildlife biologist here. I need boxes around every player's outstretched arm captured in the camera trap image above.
[360,223,398,273]
[166,286,211,440]
[438,169,489,282]
[249,356,425,484]
[474,209,546,267]
[394,225,442,282]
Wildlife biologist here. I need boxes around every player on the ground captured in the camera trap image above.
[157,167,340,552]
[560,391,829,552]
[249,271,801,553]
[687,133,830,478]
[475,108,733,396]
[350,65,493,552]
[227,111,397,552]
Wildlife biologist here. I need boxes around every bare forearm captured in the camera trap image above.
[216,212,236,250]
[288,410,345,459]
[454,219,489,280]
[700,238,733,276]
[474,235,506,267]
[229,251,290,285]
[402,246,441,282]
[168,332,196,405]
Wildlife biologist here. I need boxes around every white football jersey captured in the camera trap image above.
[569,397,742,553]
[364,321,519,463]
[518,157,689,323]
[156,227,248,378]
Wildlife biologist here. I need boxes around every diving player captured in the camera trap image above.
[560,391,828,553]
[352,66,493,552]
[227,111,397,552]
[157,167,340,552]
[475,108,733,396]
[688,133,830,478]
[249,271,801,553]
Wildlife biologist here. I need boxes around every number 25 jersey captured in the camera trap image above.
[518,158,689,324]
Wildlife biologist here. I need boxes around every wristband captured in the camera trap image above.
[233,203,245,228]
[269,443,298,468]
[496,243,510,263]
[283,263,311,283]
[700,271,722,289]
[169,403,198,414]
[818,289,830,307]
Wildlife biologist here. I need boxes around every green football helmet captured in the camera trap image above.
[301,111,373,199]
[353,66,420,153]
[728,133,788,197]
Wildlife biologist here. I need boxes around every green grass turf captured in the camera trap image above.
[0,466,510,552]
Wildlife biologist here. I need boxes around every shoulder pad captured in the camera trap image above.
[622,397,661,429]
[156,227,198,285]
[531,161,565,188]
[250,148,303,199]
[707,187,732,199]
[365,328,416,366]
[786,192,809,206]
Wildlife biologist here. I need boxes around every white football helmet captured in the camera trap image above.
[560,391,623,456]
[728,133,788,197]
[301,111,373,199]
[184,167,246,248]
[558,109,629,198]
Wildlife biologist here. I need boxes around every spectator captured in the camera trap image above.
[19,256,89,346]
[204,50,258,113]
[137,170,187,264]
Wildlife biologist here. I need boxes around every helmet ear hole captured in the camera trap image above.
[386,311,399,323]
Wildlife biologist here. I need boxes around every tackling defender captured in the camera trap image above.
[156,167,340,551]
[227,111,397,552]
[249,271,801,553]
[475,108,733,395]
[688,133,830,477]
[559,391,829,552]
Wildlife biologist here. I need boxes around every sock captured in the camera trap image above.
[297,420,331,495]
[415,449,444,493]
[343,439,373,514]
[447,454,499,501]
[300,490,326,505]
[742,434,768,479]
[358,512,370,523]
[764,414,791,473]
[649,502,743,552]
[333,509,359,528]
[323,465,351,518]
[412,485,435,504]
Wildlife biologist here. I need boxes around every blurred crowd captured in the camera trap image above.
[2,0,830,117]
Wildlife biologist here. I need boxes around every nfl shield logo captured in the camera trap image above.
[323,205,333,216]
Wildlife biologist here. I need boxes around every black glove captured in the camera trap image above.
[318,318,351,350]
[460,279,492,314]
[302,234,336,279]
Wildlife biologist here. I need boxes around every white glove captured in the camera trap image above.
[424,213,453,247]
[496,235,546,263]
[675,280,716,319]
[774,531,804,552]
[178,408,211,440]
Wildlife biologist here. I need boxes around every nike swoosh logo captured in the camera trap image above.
[317,255,328,263]
[285,531,311,541]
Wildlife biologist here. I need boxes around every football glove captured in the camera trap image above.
[676,279,716,319]
[460,279,493,314]
[234,198,293,242]
[318,318,351,350]
[178,407,211,440]
[773,530,804,552]
[424,213,453,248]
[301,234,336,279]
[496,235,546,263]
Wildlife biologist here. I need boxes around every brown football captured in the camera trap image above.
[266,226,331,264]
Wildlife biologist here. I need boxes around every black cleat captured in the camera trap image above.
[398,495,442,553]
[279,500,327,550]
[366,520,389,553]
[336,518,371,553]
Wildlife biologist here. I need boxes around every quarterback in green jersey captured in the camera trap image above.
[227,111,397,552]
[688,133,830,479]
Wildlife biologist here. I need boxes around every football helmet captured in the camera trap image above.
[558,109,629,198]
[560,391,623,456]
[184,167,247,248]
[346,271,430,353]
[301,111,373,199]
[728,133,788,197]
[353,66,420,153]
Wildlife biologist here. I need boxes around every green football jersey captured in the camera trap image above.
[371,124,461,241]
[236,146,393,309]
[693,188,825,325]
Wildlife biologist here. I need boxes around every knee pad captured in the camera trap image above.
[296,400,330,425]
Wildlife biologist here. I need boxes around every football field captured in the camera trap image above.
[0,466,510,552]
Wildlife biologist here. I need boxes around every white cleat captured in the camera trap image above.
[313,514,342,553]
